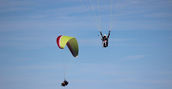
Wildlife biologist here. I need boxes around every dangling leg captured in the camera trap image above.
[104,40,108,47]
[102,41,105,47]
[104,42,106,47]
[106,41,108,47]
[103,40,106,47]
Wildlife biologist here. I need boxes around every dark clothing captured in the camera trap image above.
[61,80,69,87]
[61,82,66,86]
[100,31,110,47]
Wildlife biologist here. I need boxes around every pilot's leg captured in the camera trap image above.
[103,41,106,47]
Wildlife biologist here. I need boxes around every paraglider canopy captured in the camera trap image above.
[56,35,79,57]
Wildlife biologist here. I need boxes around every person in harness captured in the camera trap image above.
[99,30,111,47]
[61,80,69,87]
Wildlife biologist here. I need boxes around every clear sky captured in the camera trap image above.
[0,0,172,89]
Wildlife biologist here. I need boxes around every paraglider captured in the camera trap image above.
[85,0,113,48]
[61,80,69,87]
[99,30,111,47]
[56,35,79,57]
[56,35,79,87]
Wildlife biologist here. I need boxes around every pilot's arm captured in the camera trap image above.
[100,31,103,38]
[107,31,110,38]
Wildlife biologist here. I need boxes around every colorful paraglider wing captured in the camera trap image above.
[56,35,79,57]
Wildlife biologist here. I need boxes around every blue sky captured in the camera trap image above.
[0,0,172,89]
